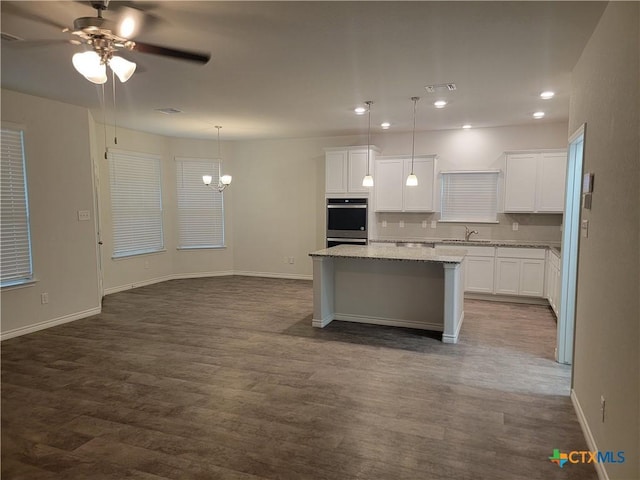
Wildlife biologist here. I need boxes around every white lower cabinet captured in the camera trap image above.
[494,248,546,297]
[463,246,495,293]
[546,249,561,316]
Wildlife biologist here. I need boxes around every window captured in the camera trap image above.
[108,149,164,258]
[175,157,225,248]
[440,171,499,223]
[1,126,33,286]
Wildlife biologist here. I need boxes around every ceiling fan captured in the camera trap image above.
[10,0,211,84]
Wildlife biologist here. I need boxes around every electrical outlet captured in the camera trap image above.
[40,293,49,304]
[431,221,437,229]
[288,257,295,264]
[582,220,589,238]
[422,220,427,229]
[382,220,387,228]
[399,220,405,228]
[144,260,150,269]
[600,395,606,422]
[512,222,519,231]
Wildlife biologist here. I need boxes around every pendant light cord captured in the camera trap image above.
[366,101,372,176]
[101,83,107,159]
[112,70,118,145]
[410,96,419,174]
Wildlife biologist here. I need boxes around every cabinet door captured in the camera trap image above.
[494,258,520,295]
[504,153,537,212]
[464,256,495,293]
[403,157,435,212]
[374,159,404,211]
[537,152,567,212]
[348,150,369,193]
[519,259,545,297]
[325,151,347,193]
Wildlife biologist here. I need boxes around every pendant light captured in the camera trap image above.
[362,100,374,187]
[203,126,232,192]
[406,96,420,187]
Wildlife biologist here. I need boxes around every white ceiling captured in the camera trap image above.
[1,1,606,141]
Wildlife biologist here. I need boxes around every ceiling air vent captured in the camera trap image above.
[425,82,457,93]
[1,32,24,42]
[155,107,183,115]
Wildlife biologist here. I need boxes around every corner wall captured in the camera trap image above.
[568,3,639,479]
[1,90,100,338]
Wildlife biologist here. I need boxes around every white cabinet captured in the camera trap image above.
[463,246,495,293]
[374,155,436,212]
[504,150,567,213]
[546,248,561,316]
[494,247,546,297]
[325,146,378,194]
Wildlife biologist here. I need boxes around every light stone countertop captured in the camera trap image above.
[371,238,561,249]
[309,244,466,264]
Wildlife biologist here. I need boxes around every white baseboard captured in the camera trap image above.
[103,271,234,295]
[1,306,101,341]
[442,311,465,344]
[233,271,313,281]
[334,312,443,332]
[571,389,609,480]
[465,292,549,306]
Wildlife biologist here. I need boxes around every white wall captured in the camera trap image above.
[1,90,100,338]
[568,3,639,479]
[94,124,235,294]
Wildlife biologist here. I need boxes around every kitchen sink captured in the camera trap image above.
[396,242,434,248]
[441,238,492,243]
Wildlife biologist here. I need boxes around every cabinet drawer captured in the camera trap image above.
[496,247,546,259]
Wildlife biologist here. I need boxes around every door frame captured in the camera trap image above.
[557,124,586,365]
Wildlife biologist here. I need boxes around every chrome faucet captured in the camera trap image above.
[464,225,478,241]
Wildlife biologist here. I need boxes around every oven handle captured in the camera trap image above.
[327,238,368,243]
[327,205,368,209]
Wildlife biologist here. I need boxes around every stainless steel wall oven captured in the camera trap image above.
[326,198,368,247]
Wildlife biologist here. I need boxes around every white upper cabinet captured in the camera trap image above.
[374,155,436,212]
[537,152,568,212]
[504,150,567,213]
[325,146,378,195]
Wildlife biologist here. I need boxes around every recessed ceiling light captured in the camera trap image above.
[434,100,447,109]
[381,122,391,129]
[462,124,472,129]
[533,111,545,119]
[540,91,555,100]
[354,106,367,115]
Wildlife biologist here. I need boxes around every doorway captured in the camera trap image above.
[556,125,586,365]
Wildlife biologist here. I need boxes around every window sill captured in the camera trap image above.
[112,249,167,260]
[1,278,38,291]
[177,246,227,251]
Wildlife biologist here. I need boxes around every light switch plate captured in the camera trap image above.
[581,220,589,238]
[431,221,437,229]
[78,210,90,221]
[399,220,405,228]
[382,220,387,228]
[512,222,519,231]
[422,220,427,228]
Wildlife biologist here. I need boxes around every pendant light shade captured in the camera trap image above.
[72,51,107,84]
[362,100,374,187]
[109,56,137,83]
[406,96,420,187]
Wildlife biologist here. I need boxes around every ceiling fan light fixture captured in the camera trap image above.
[72,51,107,84]
[116,7,144,39]
[109,56,137,83]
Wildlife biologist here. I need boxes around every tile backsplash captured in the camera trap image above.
[373,212,562,242]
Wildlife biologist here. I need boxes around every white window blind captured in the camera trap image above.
[108,149,164,258]
[1,127,33,286]
[176,157,225,248]
[440,171,499,223]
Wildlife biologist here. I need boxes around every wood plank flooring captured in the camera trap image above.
[2,276,596,479]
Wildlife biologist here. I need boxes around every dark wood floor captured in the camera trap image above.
[2,276,596,479]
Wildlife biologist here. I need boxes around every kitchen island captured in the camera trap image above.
[309,244,466,343]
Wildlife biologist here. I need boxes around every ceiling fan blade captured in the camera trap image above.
[131,41,210,64]
[2,2,70,31]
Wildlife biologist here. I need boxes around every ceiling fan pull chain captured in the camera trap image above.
[101,83,108,159]
[111,70,118,145]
